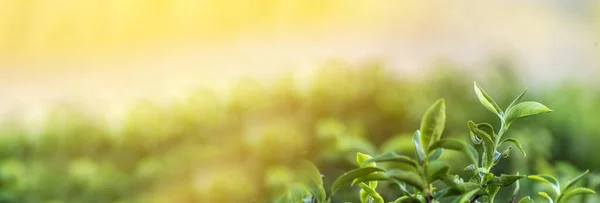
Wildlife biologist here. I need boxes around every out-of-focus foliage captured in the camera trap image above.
[0,59,599,202]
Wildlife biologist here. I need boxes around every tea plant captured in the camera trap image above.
[277,81,596,203]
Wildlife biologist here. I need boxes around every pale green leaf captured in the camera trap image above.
[358,183,384,203]
[474,81,502,115]
[504,101,552,124]
[507,88,528,111]
[412,130,426,162]
[528,175,560,195]
[331,167,385,195]
[518,196,535,203]
[419,99,446,152]
[558,187,595,203]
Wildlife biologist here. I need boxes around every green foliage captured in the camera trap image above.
[293,80,594,203]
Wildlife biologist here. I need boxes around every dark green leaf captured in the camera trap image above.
[487,174,524,186]
[387,170,427,191]
[507,88,528,111]
[430,139,479,167]
[504,101,552,124]
[518,196,535,203]
[558,187,595,203]
[474,81,502,115]
[426,160,450,182]
[419,99,446,152]
[412,130,426,162]
[501,138,526,156]
[363,152,418,168]
[331,167,385,195]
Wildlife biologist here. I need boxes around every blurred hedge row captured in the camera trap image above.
[0,59,599,202]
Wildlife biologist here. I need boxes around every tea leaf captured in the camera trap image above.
[507,88,528,111]
[331,167,385,195]
[356,153,378,189]
[386,170,427,191]
[538,192,554,203]
[474,82,502,115]
[419,99,446,152]
[358,183,384,203]
[392,196,421,203]
[529,175,560,195]
[412,130,426,162]
[351,173,389,186]
[558,187,595,203]
[428,148,444,161]
[426,160,450,182]
[562,170,589,193]
[299,160,326,203]
[468,121,495,168]
[452,189,480,203]
[363,152,418,168]
[501,138,526,156]
[487,174,524,186]
[518,196,535,203]
[504,101,552,124]
[430,139,479,167]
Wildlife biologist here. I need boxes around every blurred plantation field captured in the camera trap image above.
[0,60,599,202]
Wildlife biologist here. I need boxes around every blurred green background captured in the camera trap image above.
[2,60,600,202]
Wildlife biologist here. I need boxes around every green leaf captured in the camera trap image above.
[474,81,502,115]
[386,170,427,191]
[507,88,528,111]
[428,148,444,161]
[331,167,385,195]
[298,160,326,203]
[562,170,589,193]
[487,174,524,186]
[463,164,476,172]
[518,196,535,203]
[419,99,446,152]
[426,160,450,182]
[412,130,426,162]
[501,138,526,156]
[504,101,552,124]
[358,183,384,203]
[493,150,502,165]
[392,196,421,203]
[468,121,495,168]
[430,139,479,167]
[356,153,378,189]
[351,173,390,186]
[452,189,480,203]
[558,187,595,203]
[363,152,418,168]
[528,175,560,195]
[501,146,512,159]
[538,192,554,203]
[357,152,375,168]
